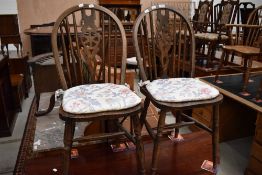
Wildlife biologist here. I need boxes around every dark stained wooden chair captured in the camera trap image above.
[214,5,262,95]
[192,0,214,56]
[0,15,22,56]
[193,0,213,33]
[229,2,256,63]
[132,4,223,175]
[195,0,239,67]
[51,4,145,175]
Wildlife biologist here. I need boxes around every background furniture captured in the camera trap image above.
[214,5,262,95]
[238,2,255,25]
[194,74,261,142]
[193,0,214,58]
[193,0,213,33]
[248,112,262,175]
[0,55,16,137]
[99,0,140,58]
[0,14,22,56]
[28,52,60,115]
[195,0,239,67]
[24,24,54,57]
[133,5,223,174]
[8,55,32,98]
[199,74,262,175]
[51,4,145,174]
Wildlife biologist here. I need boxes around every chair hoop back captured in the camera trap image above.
[51,4,127,90]
[132,4,195,82]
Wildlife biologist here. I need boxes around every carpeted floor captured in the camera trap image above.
[14,97,37,175]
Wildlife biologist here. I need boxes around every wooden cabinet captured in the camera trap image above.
[245,113,262,175]
[192,106,213,128]
[192,96,257,142]
[99,0,140,24]
[0,14,22,56]
[99,0,141,58]
[9,55,32,98]
[0,55,16,137]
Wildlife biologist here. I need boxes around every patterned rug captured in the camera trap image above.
[14,97,37,175]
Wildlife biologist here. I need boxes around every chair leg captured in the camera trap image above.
[132,114,146,175]
[207,41,216,67]
[0,45,4,55]
[242,57,252,93]
[174,111,181,138]
[14,44,19,55]
[151,110,166,175]
[140,97,150,127]
[6,44,9,56]
[63,120,75,175]
[35,93,40,110]
[214,49,226,82]
[212,104,220,174]
[256,79,262,101]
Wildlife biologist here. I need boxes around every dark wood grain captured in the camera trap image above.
[132,5,223,174]
[24,131,213,175]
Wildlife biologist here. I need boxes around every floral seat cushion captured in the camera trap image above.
[146,78,219,102]
[62,83,141,114]
[127,57,138,66]
[195,32,228,41]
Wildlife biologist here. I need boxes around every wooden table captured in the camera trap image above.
[24,26,54,56]
[0,55,16,137]
[200,73,262,175]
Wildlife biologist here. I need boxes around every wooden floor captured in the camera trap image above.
[24,131,213,175]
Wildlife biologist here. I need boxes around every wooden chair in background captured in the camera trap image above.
[238,2,255,25]
[192,0,214,58]
[133,4,223,174]
[51,4,145,175]
[195,0,239,67]
[193,0,213,33]
[214,5,262,95]
[0,14,22,56]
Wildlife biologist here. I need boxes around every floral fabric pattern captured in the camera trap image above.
[195,33,228,41]
[62,83,141,114]
[146,78,219,102]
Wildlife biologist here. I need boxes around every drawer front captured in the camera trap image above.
[247,156,262,175]
[192,112,211,128]
[244,169,255,175]
[250,141,262,162]
[255,129,262,145]
[193,106,212,123]
[256,115,262,130]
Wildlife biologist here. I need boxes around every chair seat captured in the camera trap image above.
[146,78,219,102]
[127,57,138,66]
[223,45,261,55]
[195,32,228,41]
[62,83,141,114]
